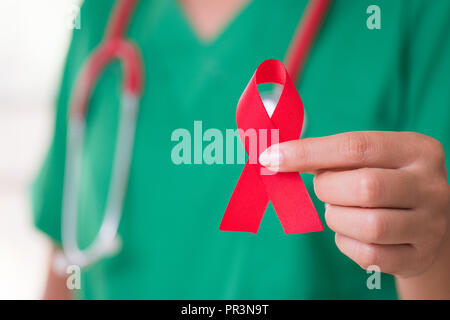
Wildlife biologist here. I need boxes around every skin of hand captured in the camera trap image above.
[43,247,72,300]
[259,131,450,295]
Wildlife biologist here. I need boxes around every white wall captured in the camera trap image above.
[0,0,82,299]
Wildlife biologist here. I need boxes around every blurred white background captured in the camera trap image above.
[0,0,82,299]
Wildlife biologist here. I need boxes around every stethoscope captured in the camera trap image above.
[54,0,331,273]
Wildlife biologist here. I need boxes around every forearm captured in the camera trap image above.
[396,227,450,300]
[42,246,72,300]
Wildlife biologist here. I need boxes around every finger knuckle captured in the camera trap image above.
[433,143,446,166]
[423,135,446,165]
[340,133,370,163]
[358,170,381,205]
[365,214,388,243]
[358,245,380,269]
[292,142,309,165]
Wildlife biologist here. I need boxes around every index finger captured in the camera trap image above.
[259,131,423,173]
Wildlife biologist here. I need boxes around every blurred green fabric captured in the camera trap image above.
[32,0,449,299]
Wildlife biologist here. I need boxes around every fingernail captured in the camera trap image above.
[259,146,281,170]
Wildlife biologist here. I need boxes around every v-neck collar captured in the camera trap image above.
[169,0,255,48]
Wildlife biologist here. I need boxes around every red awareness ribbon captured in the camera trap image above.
[219,59,323,234]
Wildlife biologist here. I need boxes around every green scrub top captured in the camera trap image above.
[32,0,450,299]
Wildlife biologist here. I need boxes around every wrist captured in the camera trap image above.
[395,223,450,299]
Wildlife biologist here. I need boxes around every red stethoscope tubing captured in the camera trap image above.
[59,0,331,269]
[69,0,142,118]
[69,0,331,118]
[104,0,139,41]
[285,0,332,84]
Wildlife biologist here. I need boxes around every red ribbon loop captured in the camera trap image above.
[220,59,323,234]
